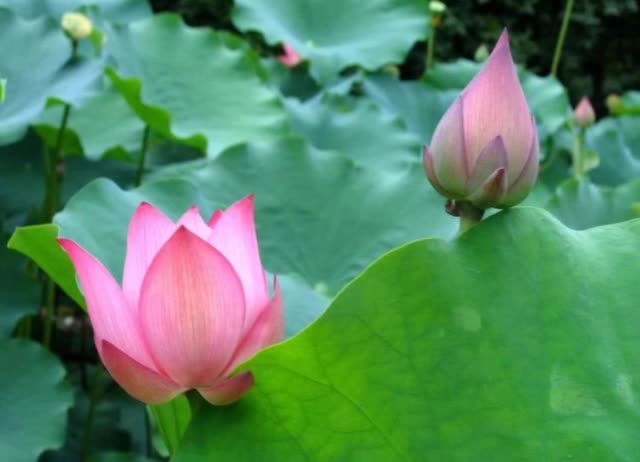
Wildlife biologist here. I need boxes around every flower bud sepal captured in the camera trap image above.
[446,200,485,237]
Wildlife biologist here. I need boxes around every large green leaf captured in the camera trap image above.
[107,14,291,158]
[284,93,421,170]
[545,177,640,229]
[176,208,640,461]
[588,117,640,186]
[0,339,74,462]
[232,0,429,83]
[0,8,102,144]
[0,0,151,22]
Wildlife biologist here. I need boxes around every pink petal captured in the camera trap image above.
[58,239,156,369]
[198,372,254,405]
[461,30,533,183]
[122,203,176,309]
[503,117,540,206]
[422,146,449,196]
[467,167,508,209]
[466,135,508,193]
[208,196,269,332]
[208,210,223,228]
[223,278,284,376]
[102,340,184,404]
[177,206,211,240]
[278,43,302,67]
[139,227,246,388]
[429,97,469,196]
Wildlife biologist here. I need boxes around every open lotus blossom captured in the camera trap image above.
[59,196,284,405]
[423,30,539,209]
[574,96,595,127]
[278,43,302,67]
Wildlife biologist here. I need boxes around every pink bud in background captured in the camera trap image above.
[59,196,284,405]
[574,96,595,127]
[278,43,302,67]
[423,30,539,209]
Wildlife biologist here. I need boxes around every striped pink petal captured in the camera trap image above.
[139,227,246,387]
[198,372,255,405]
[177,206,211,240]
[59,238,155,369]
[208,196,269,332]
[122,203,175,309]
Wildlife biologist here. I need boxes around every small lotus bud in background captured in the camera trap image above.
[61,12,93,41]
[574,97,595,127]
[474,44,489,62]
[382,65,400,78]
[606,94,622,115]
[429,1,447,28]
[0,79,6,104]
[278,43,302,67]
[423,30,539,210]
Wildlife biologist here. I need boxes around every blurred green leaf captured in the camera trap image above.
[108,14,291,158]
[176,208,640,461]
[284,93,421,170]
[545,177,640,229]
[148,396,191,457]
[0,0,151,22]
[0,8,102,144]
[0,339,73,462]
[232,0,430,83]
[588,117,640,186]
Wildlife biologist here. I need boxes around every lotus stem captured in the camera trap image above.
[426,27,436,72]
[456,202,485,236]
[81,365,104,461]
[135,125,151,187]
[551,0,575,77]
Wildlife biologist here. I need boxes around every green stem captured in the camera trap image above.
[81,365,104,461]
[426,27,437,72]
[572,126,587,178]
[42,278,56,349]
[456,202,485,237]
[135,126,151,187]
[550,0,575,77]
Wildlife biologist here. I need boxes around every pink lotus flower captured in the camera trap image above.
[423,30,539,209]
[59,196,284,405]
[278,43,302,67]
[574,96,595,127]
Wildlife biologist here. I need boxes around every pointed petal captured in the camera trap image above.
[423,146,449,196]
[177,206,210,240]
[223,278,284,375]
[503,118,540,206]
[139,227,246,388]
[466,136,508,193]
[467,167,508,209]
[122,203,176,309]
[208,196,269,331]
[208,210,224,228]
[461,31,533,182]
[102,340,183,404]
[198,372,254,405]
[59,239,155,369]
[429,97,469,196]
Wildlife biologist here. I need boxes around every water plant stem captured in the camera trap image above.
[426,27,437,72]
[456,202,485,237]
[135,126,151,187]
[81,365,104,461]
[551,0,575,76]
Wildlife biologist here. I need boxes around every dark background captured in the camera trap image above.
[149,0,640,115]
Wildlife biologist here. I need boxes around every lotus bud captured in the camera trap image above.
[574,97,595,127]
[606,94,622,115]
[61,12,93,41]
[423,30,539,209]
[429,1,446,28]
[59,196,284,405]
[278,43,302,67]
[474,44,489,62]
